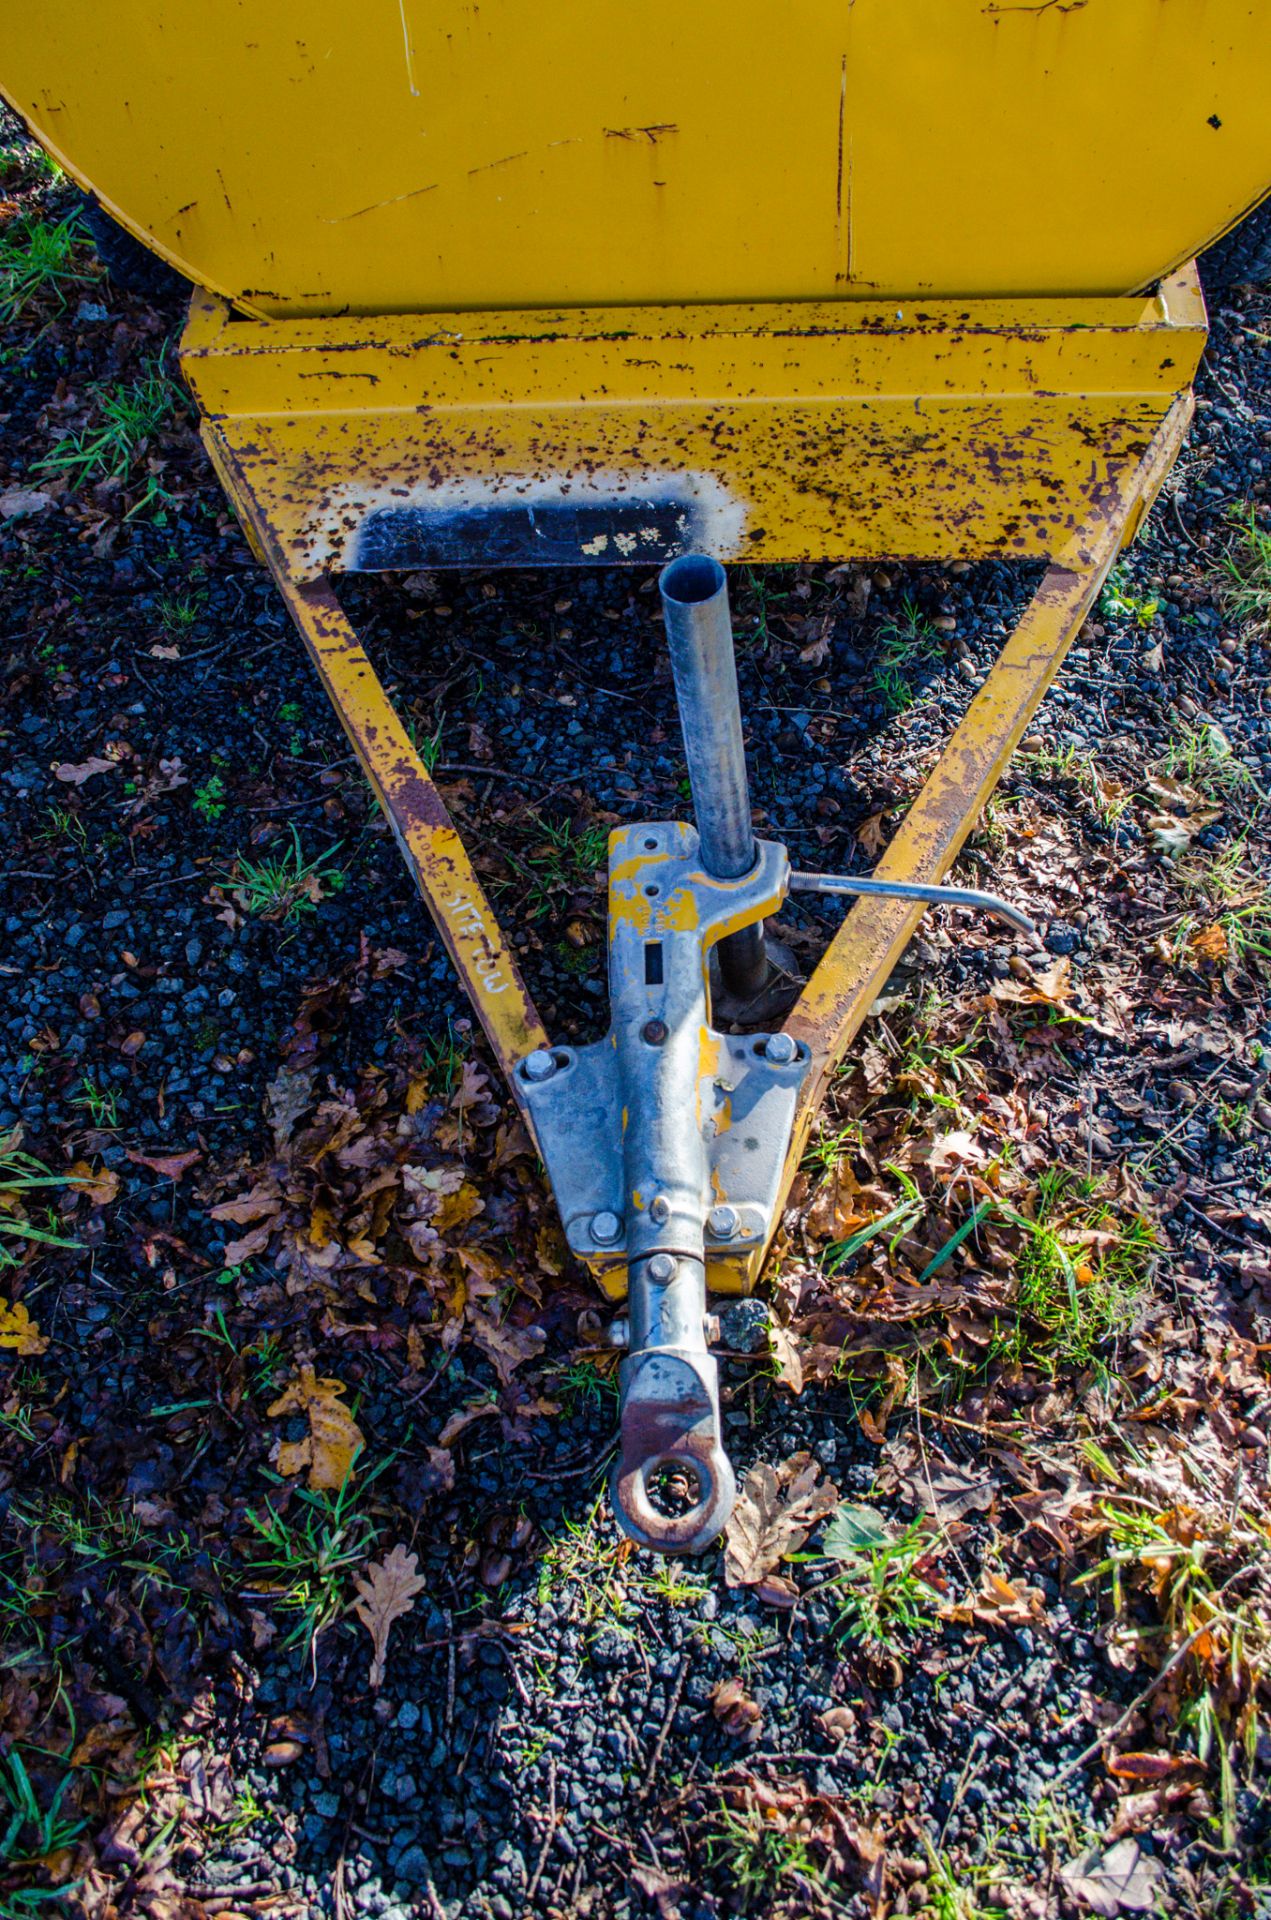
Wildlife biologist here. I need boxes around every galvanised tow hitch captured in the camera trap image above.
[519,557,1032,1552]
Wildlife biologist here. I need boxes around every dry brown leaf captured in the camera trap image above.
[941,1570,1046,1627]
[1059,1839,1164,1916]
[1187,922,1230,963]
[265,1065,317,1152]
[352,1544,427,1690]
[0,1299,48,1356]
[222,1220,278,1266]
[0,487,52,519]
[67,1160,120,1208]
[1106,1751,1205,1783]
[878,1431,997,1522]
[854,811,889,857]
[452,1059,492,1111]
[709,1676,762,1741]
[267,1366,364,1491]
[437,1402,501,1447]
[768,1322,804,1395]
[993,955,1074,1008]
[126,1147,202,1181]
[52,755,116,785]
[469,1310,545,1388]
[724,1451,839,1588]
[920,1129,990,1179]
[799,617,833,667]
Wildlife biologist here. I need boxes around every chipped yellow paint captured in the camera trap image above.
[609,892,654,938]
[696,1025,722,1132]
[610,847,671,888]
[182,273,1207,573]
[661,891,700,935]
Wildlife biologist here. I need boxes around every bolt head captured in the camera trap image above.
[591,1209,622,1245]
[523,1048,557,1083]
[764,1032,797,1065]
[707,1204,740,1241]
[647,1252,677,1284]
[642,1018,668,1046]
[649,1195,671,1225]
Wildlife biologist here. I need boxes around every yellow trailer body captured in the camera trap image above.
[4,0,1271,319]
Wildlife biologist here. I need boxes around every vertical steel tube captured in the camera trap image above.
[658,555,767,996]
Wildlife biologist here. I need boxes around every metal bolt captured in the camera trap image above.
[647,1252,677,1283]
[523,1048,557,1083]
[649,1195,671,1225]
[764,1032,797,1065]
[707,1204,740,1240]
[591,1209,622,1245]
[642,1018,668,1046]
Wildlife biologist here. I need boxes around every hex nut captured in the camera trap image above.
[647,1252,677,1283]
[707,1204,740,1240]
[591,1209,622,1245]
[523,1048,557,1082]
[764,1032,797,1064]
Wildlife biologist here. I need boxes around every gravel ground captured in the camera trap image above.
[2,132,1270,1920]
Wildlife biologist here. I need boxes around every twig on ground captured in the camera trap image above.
[641,1650,690,1798]
[1050,1624,1212,1789]
[524,1753,559,1907]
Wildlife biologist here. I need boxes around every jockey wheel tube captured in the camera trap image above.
[659,556,768,1000]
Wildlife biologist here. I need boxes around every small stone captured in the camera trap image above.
[718,1298,770,1354]
[393,1845,430,1885]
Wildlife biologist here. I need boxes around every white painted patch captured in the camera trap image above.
[303,467,750,572]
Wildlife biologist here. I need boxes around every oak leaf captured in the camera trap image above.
[469,1310,546,1388]
[1059,1839,1163,1915]
[879,1431,997,1523]
[267,1366,364,1491]
[854,811,889,857]
[0,487,52,519]
[53,756,116,785]
[352,1544,427,1690]
[724,1451,839,1588]
[210,1181,282,1227]
[0,1299,47,1356]
[265,1064,317,1152]
[68,1160,120,1208]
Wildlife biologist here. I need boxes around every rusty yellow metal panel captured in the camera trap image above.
[181,274,1206,572]
[4,2,1271,318]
